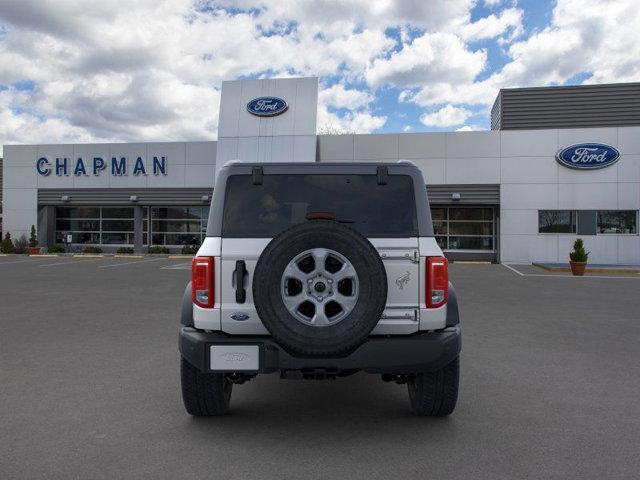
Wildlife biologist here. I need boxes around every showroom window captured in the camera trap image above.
[431,207,494,251]
[538,210,577,233]
[150,206,209,246]
[56,207,143,244]
[597,210,638,234]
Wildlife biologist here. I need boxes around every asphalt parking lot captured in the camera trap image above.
[1,256,639,479]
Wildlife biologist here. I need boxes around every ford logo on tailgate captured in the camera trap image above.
[556,143,620,170]
[247,97,288,117]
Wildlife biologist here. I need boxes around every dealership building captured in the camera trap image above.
[1,78,639,263]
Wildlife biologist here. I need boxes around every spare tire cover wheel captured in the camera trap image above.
[253,220,387,356]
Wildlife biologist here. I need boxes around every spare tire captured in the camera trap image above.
[253,220,387,357]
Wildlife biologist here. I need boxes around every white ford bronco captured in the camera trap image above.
[179,161,461,416]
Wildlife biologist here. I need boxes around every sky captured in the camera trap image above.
[0,0,639,154]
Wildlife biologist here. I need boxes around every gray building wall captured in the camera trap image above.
[317,128,640,264]
[492,83,640,130]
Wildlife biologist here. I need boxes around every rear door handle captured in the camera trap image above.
[234,260,247,303]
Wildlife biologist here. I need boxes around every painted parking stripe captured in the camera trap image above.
[98,257,165,269]
[503,263,640,280]
[161,262,191,270]
[39,258,103,267]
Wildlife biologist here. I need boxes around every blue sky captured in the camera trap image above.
[0,0,638,151]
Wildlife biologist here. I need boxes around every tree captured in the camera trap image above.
[29,225,38,248]
[1,232,15,253]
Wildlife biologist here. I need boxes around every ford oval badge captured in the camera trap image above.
[247,97,288,117]
[556,143,620,170]
[230,312,250,321]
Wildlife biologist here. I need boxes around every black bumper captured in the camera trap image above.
[179,326,461,375]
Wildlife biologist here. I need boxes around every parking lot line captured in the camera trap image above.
[161,262,191,270]
[503,263,640,280]
[0,257,53,266]
[98,257,165,269]
[38,258,103,267]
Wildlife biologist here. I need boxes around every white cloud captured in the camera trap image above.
[366,32,486,88]
[319,84,373,110]
[420,105,472,127]
[402,125,413,132]
[456,125,484,132]
[459,7,523,42]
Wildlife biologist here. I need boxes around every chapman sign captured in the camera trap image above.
[556,143,620,170]
[36,156,168,177]
[246,97,288,117]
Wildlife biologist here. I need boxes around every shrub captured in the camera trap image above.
[0,233,15,253]
[29,225,38,248]
[47,244,65,254]
[83,246,103,254]
[569,238,589,262]
[116,247,135,254]
[148,246,170,254]
[181,244,200,255]
[14,235,29,254]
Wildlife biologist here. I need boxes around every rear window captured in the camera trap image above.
[222,174,417,237]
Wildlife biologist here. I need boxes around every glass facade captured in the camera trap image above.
[597,210,638,234]
[150,206,209,246]
[431,207,495,251]
[55,206,209,246]
[538,210,577,233]
[56,207,141,245]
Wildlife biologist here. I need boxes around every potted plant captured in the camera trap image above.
[28,225,40,254]
[13,235,29,254]
[0,232,15,254]
[569,238,589,276]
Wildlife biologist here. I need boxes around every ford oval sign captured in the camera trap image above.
[556,143,620,170]
[247,97,288,117]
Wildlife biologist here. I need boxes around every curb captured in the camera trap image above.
[533,263,640,275]
[72,254,105,258]
[114,254,145,259]
[168,255,194,259]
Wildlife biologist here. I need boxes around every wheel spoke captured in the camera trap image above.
[334,292,357,312]
[281,292,306,312]
[333,263,356,282]
[283,263,306,282]
[310,308,331,326]
[311,248,329,274]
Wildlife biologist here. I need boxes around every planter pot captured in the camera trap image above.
[570,261,587,276]
[28,247,41,255]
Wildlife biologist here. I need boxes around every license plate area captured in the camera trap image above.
[209,345,259,371]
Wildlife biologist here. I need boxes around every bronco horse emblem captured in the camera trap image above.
[395,271,411,290]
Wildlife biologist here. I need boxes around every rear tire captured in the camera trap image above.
[407,357,459,416]
[181,357,232,416]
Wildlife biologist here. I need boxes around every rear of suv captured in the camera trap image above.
[179,161,461,416]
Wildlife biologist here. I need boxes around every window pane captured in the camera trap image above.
[435,236,447,249]
[101,232,131,244]
[165,233,200,245]
[432,220,447,235]
[448,236,493,250]
[223,174,418,237]
[449,208,492,221]
[597,210,637,234]
[152,207,202,220]
[56,207,100,219]
[56,219,100,231]
[55,232,100,244]
[152,220,201,233]
[449,221,493,235]
[102,220,134,231]
[101,207,134,219]
[431,208,447,221]
[538,210,576,233]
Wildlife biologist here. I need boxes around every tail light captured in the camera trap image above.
[426,257,448,308]
[192,257,215,308]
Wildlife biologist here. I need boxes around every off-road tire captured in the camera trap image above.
[407,356,459,416]
[181,357,233,416]
[253,220,387,357]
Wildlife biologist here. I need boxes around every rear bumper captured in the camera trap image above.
[179,326,461,375]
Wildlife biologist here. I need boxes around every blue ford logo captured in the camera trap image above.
[247,97,288,117]
[556,143,620,170]
[230,312,250,321]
